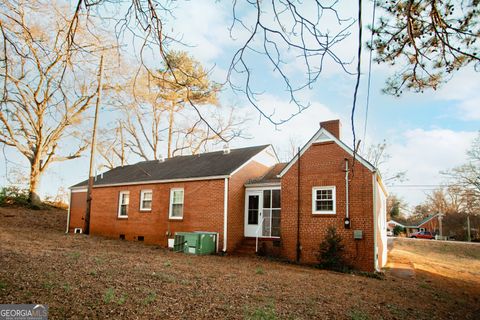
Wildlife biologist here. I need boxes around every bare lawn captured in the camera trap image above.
[0,207,479,319]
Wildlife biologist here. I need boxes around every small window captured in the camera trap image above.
[119,234,125,240]
[140,190,153,211]
[169,188,184,219]
[312,186,336,214]
[118,191,130,218]
[137,236,144,241]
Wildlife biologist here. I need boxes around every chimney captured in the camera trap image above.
[320,120,341,139]
[223,144,231,155]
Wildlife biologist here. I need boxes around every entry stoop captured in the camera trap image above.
[234,238,257,255]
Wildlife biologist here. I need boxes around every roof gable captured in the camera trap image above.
[389,213,440,228]
[278,127,375,177]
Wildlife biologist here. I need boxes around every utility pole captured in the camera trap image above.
[438,213,443,239]
[84,55,104,235]
[119,120,125,166]
[467,215,471,242]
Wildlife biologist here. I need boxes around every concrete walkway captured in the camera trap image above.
[386,237,416,279]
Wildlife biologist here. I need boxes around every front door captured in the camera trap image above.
[244,190,263,237]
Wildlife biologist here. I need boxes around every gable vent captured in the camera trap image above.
[223,144,230,155]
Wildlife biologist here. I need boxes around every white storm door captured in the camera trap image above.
[244,190,263,237]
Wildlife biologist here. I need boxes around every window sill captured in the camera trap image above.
[139,209,152,212]
[168,217,184,221]
[117,216,128,219]
[312,212,336,216]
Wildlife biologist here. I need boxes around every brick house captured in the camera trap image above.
[388,213,442,237]
[67,120,388,272]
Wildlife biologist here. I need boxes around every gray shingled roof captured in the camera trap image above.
[245,163,287,185]
[71,145,269,188]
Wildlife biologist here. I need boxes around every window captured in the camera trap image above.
[262,189,281,237]
[169,188,184,219]
[140,190,153,211]
[118,191,129,218]
[312,186,336,214]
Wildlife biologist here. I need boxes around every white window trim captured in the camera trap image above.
[139,189,153,211]
[169,188,184,220]
[312,186,336,215]
[118,191,130,218]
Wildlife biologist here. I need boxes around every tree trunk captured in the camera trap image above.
[29,163,42,206]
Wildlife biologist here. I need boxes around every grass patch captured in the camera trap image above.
[41,281,55,290]
[348,309,370,320]
[0,280,7,290]
[151,272,175,283]
[418,282,431,289]
[386,304,409,318]
[93,256,105,265]
[163,260,172,267]
[67,251,81,261]
[255,267,264,275]
[143,292,156,305]
[62,283,71,293]
[103,288,115,304]
[117,293,127,305]
[89,270,98,276]
[245,303,277,320]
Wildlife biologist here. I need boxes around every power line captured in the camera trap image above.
[350,0,362,168]
[362,0,377,150]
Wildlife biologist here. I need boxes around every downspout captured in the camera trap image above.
[296,147,301,263]
[372,172,378,272]
[65,189,71,233]
[344,159,350,229]
[223,177,229,253]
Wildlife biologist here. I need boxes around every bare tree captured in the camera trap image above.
[0,1,103,204]
[172,108,247,156]
[364,140,406,183]
[61,1,479,141]
[97,123,127,170]
[443,131,480,195]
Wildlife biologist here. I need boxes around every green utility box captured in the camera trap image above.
[173,231,217,255]
[194,232,217,255]
[173,232,199,253]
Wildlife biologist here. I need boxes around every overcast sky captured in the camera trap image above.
[0,1,478,210]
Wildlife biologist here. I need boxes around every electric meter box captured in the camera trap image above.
[353,230,363,240]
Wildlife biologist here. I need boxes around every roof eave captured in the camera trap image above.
[278,128,376,177]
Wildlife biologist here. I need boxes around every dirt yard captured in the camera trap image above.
[1,207,479,319]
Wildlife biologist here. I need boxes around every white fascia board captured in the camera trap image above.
[230,145,278,176]
[244,183,281,189]
[71,188,88,193]
[74,175,229,189]
[278,128,375,177]
[387,220,405,228]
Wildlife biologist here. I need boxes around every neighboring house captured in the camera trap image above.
[388,213,441,237]
[67,120,388,272]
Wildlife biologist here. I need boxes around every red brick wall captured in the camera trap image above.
[320,120,341,139]
[280,141,375,271]
[68,191,87,232]
[87,179,225,248]
[418,218,439,233]
[228,161,272,251]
